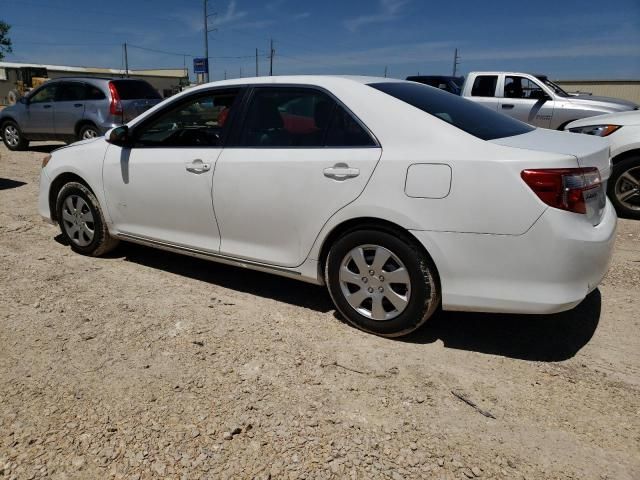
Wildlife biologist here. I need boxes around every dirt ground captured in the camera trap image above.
[1,142,639,480]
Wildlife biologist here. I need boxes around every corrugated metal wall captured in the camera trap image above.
[557,81,640,104]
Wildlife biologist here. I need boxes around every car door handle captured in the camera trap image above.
[185,159,211,174]
[43,104,52,109]
[502,104,515,109]
[74,103,83,108]
[323,163,360,180]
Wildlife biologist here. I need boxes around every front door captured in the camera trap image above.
[213,86,382,268]
[499,76,555,128]
[102,88,241,251]
[23,83,57,135]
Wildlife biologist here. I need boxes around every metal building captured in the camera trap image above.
[557,80,640,104]
[0,61,190,105]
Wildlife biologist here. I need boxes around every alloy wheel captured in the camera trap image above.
[4,125,20,147]
[338,244,411,321]
[61,195,95,247]
[615,166,640,212]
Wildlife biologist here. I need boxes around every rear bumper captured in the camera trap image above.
[411,200,617,314]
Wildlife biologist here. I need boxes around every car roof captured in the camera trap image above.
[184,75,404,93]
[47,77,150,83]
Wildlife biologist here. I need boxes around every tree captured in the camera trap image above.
[0,21,12,60]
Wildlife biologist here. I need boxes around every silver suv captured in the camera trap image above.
[0,77,162,150]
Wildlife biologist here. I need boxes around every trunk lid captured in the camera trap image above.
[491,128,611,225]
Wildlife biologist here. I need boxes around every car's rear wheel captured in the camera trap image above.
[78,124,100,141]
[56,182,119,256]
[1,120,29,151]
[608,155,640,220]
[325,229,440,337]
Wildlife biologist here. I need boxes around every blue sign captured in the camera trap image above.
[193,58,209,74]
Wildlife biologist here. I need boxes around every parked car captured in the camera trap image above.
[0,77,162,150]
[566,111,640,219]
[38,76,616,337]
[406,75,464,95]
[460,71,638,129]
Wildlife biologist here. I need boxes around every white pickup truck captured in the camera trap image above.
[461,72,638,130]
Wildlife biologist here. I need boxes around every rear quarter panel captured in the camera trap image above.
[305,84,581,260]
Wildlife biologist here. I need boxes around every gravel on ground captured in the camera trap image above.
[1,143,639,479]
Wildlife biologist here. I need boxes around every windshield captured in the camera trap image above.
[538,78,569,97]
[370,81,534,141]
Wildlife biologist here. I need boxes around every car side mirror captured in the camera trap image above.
[107,125,132,147]
[19,97,29,105]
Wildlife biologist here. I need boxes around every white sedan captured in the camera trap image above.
[566,111,640,219]
[38,76,616,337]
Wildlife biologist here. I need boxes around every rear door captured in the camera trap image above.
[22,83,57,135]
[110,80,163,122]
[499,75,555,128]
[212,86,382,267]
[53,81,87,136]
[468,75,499,111]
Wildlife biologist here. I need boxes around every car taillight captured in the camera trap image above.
[108,82,123,116]
[521,167,601,214]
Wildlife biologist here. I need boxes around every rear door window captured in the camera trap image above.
[471,75,498,97]
[239,87,376,148]
[325,105,377,147]
[56,82,87,102]
[240,88,334,147]
[111,80,161,100]
[370,81,533,140]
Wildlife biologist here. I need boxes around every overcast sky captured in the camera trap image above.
[2,0,639,80]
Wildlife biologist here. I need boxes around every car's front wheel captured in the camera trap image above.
[56,182,119,256]
[325,229,440,337]
[1,120,29,151]
[609,155,640,220]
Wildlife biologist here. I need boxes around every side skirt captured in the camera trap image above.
[116,232,322,285]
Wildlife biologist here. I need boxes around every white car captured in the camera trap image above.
[38,76,616,337]
[566,111,640,219]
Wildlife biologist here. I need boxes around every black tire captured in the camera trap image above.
[56,182,119,256]
[325,229,441,338]
[1,120,29,151]
[608,155,640,220]
[77,124,100,142]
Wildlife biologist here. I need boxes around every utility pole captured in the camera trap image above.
[452,48,460,76]
[255,48,259,77]
[269,38,275,76]
[384,66,388,78]
[224,70,227,80]
[123,42,129,78]
[239,67,243,78]
[203,0,209,83]
[203,0,217,83]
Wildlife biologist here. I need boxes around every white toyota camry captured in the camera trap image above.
[38,76,617,337]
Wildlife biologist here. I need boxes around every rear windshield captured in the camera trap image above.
[369,82,534,140]
[111,80,161,100]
